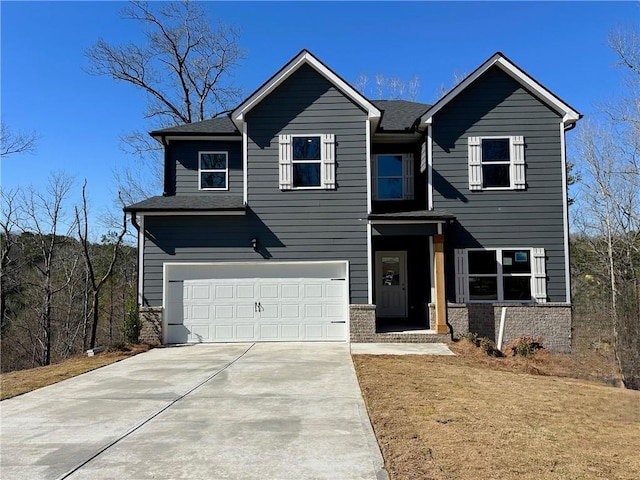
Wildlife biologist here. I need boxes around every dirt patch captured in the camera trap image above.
[1,344,150,400]
[353,343,639,480]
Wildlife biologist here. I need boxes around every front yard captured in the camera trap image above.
[353,342,640,480]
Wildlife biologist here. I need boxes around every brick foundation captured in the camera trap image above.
[429,303,572,353]
[139,307,163,345]
[349,304,450,343]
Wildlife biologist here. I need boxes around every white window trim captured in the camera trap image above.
[373,153,414,201]
[455,247,546,303]
[279,134,336,190]
[468,136,525,191]
[199,151,229,191]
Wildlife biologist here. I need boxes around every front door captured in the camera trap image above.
[375,251,408,317]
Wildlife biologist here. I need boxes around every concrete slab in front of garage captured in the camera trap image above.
[0,343,386,480]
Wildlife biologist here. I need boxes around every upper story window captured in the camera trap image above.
[279,134,336,190]
[455,247,547,303]
[373,154,414,200]
[468,136,525,191]
[199,152,228,190]
[292,136,321,187]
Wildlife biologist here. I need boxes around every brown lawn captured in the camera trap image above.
[1,344,149,400]
[353,342,640,480]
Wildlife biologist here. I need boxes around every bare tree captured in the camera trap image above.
[436,70,468,100]
[75,182,128,350]
[85,0,244,200]
[407,75,420,101]
[0,122,38,158]
[357,72,421,101]
[572,26,640,389]
[0,188,21,333]
[19,173,77,366]
[354,73,369,96]
[374,73,386,99]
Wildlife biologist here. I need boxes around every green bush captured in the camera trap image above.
[456,331,479,345]
[509,336,544,357]
[122,308,142,344]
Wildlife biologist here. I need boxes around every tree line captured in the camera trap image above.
[0,175,136,372]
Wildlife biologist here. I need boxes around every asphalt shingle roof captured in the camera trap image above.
[124,195,245,212]
[372,100,432,132]
[149,100,432,136]
[151,116,240,136]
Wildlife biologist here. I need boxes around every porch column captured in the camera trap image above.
[433,234,448,334]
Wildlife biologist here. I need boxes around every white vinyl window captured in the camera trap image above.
[199,152,228,190]
[279,134,335,190]
[455,248,547,303]
[373,153,414,200]
[468,136,525,191]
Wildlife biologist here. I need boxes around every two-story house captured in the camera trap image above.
[124,50,580,352]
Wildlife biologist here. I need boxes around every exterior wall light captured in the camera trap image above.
[251,238,258,251]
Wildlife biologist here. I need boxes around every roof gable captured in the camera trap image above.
[231,50,381,128]
[420,52,581,127]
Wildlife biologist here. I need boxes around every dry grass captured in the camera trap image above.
[353,342,640,480]
[0,345,150,400]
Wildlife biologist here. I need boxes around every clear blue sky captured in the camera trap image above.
[1,1,638,233]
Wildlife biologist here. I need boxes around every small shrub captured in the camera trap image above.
[508,336,544,357]
[479,337,504,357]
[122,308,142,344]
[456,332,479,345]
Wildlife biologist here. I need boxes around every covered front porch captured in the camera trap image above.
[368,211,454,337]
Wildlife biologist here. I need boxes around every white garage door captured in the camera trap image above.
[164,263,348,343]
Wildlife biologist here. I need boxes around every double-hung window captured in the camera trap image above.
[468,136,525,190]
[279,134,336,190]
[373,154,414,200]
[455,248,547,303]
[199,152,228,190]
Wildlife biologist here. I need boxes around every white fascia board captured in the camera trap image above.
[419,53,581,127]
[231,51,381,126]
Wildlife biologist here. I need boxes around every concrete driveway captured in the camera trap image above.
[0,343,386,480]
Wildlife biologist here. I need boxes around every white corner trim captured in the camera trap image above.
[365,120,372,214]
[242,121,248,205]
[560,121,571,303]
[367,222,373,303]
[138,214,145,307]
[427,125,434,210]
[419,53,580,127]
[231,51,381,125]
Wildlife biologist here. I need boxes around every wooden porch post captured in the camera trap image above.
[433,234,448,334]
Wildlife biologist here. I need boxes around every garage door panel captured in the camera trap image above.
[281,304,299,318]
[214,285,233,299]
[260,324,279,339]
[167,267,347,343]
[236,304,255,319]
[304,284,323,297]
[281,324,300,338]
[260,283,279,298]
[191,305,210,320]
[281,284,300,298]
[190,325,210,342]
[235,324,255,339]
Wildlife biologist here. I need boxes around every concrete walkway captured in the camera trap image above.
[0,344,386,480]
[350,343,454,355]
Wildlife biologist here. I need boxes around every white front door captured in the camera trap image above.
[375,251,408,317]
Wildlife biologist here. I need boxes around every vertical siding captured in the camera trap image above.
[169,140,242,196]
[142,64,369,306]
[431,67,567,302]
